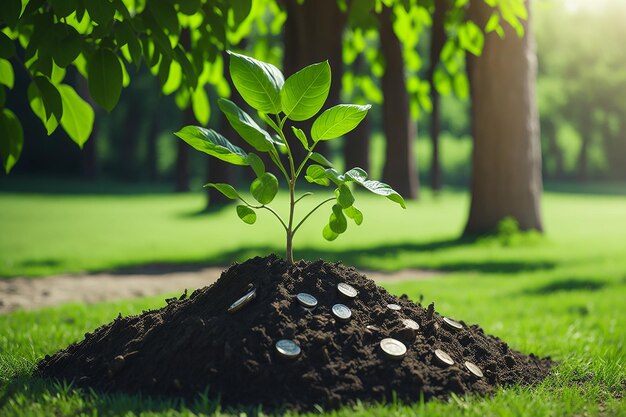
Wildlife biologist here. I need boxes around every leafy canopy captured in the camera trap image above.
[0,0,257,173]
[176,51,405,263]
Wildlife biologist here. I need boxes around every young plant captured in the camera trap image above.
[175,52,405,264]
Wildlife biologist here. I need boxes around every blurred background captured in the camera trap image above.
[0,0,625,278]
[3,0,625,189]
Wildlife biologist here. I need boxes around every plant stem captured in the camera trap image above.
[292,197,335,236]
[274,115,298,264]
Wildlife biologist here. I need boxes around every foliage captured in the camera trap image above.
[176,52,406,263]
[0,0,527,176]
[535,0,626,180]
[0,0,260,173]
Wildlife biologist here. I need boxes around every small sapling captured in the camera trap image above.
[175,51,405,264]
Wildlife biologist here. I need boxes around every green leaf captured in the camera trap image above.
[0,0,22,28]
[50,0,78,18]
[116,21,142,69]
[230,0,252,25]
[174,126,249,165]
[87,48,123,112]
[0,32,16,59]
[324,167,345,185]
[236,205,257,224]
[218,98,275,152]
[281,60,331,121]
[344,167,367,182]
[58,84,95,148]
[335,184,354,209]
[33,76,63,122]
[246,153,265,177]
[309,152,333,167]
[203,183,241,200]
[28,82,58,134]
[305,164,329,186]
[84,0,116,25]
[250,172,279,205]
[52,26,83,68]
[322,224,339,241]
[174,45,197,89]
[191,85,210,125]
[344,205,363,225]
[228,51,284,114]
[345,168,406,208]
[147,0,179,35]
[458,21,485,57]
[0,58,14,88]
[311,104,371,141]
[329,204,347,234]
[179,0,202,15]
[291,126,309,150]
[0,108,23,173]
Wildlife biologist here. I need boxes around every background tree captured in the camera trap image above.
[379,5,418,199]
[464,0,543,234]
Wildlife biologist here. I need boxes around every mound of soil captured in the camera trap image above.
[37,256,553,411]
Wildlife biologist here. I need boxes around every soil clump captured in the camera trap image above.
[37,255,553,411]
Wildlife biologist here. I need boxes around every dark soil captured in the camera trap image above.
[37,256,553,412]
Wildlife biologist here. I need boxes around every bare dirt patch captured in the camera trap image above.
[0,264,441,313]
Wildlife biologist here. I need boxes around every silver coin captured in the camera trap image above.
[227,288,256,314]
[296,292,318,308]
[434,349,454,366]
[387,303,401,311]
[464,361,484,378]
[403,318,420,330]
[380,338,407,359]
[443,317,463,330]
[275,339,301,358]
[337,282,358,298]
[332,304,352,321]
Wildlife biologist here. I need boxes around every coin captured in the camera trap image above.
[434,349,454,366]
[227,288,256,314]
[332,304,352,321]
[464,361,484,378]
[296,292,318,308]
[380,338,407,359]
[275,339,301,358]
[443,317,463,330]
[403,318,420,330]
[337,282,358,299]
[387,303,401,311]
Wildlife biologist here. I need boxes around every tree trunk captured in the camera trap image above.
[282,0,346,162]
[77,76,98,179]
[146,119,158,182]
[379,6,418,199]
[343,53,371,172]
[542,118,564,179]
[464,0,543,234]
[428,0,448,193]
[577,110,591,182]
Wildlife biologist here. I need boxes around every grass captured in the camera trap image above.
[0,180,625,415]
[1,178,626,277]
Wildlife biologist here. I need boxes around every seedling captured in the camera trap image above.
[175,51,405,264]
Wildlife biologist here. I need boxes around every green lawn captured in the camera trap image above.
[1,179,626,278]
[0,180,625,415]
